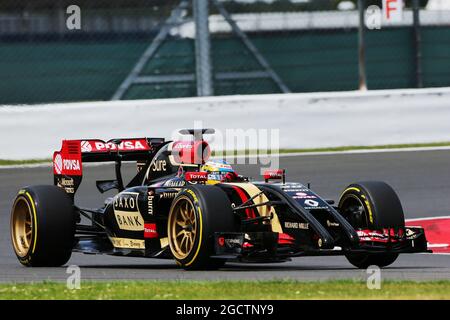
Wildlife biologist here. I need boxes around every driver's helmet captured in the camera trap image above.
[201,160,236,182]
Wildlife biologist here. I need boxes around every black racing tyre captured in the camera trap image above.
[338,181,404,269]
[345,252,399,270]
[10,185,76,267]
[167,185,236,270]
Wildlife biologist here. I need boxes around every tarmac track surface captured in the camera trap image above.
[1,150,450,282]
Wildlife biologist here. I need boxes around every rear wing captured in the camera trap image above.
[79,137,165,162]
[53,137,165,197]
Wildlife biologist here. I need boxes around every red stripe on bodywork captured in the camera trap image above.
[406,217,450,253]
[278,233,295,245]
[231,186,256,219]
[356,228,400,243]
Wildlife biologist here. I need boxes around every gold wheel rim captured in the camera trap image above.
[168,196,198,260]
[11,197,33,257]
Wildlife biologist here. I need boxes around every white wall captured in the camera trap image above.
[1,87,450,159]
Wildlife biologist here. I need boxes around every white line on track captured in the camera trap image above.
[257,146,450,158]
[213,146,450,160]
[2,145,450,170]
[406,216,450,222]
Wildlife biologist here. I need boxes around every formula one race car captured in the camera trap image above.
[10,129,429,270]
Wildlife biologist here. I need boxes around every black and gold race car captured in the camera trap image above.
[10,129,429,270]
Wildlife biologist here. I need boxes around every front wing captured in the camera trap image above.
[213,226,429,262]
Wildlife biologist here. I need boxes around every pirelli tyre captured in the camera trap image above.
[10,185,76,267]
[338,181,404,269]
[167,185,236,270]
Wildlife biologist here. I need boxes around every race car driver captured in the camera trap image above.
[200,160,241,183]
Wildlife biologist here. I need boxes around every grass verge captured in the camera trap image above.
[2,141,450,166]
[0,159,51,166]
[0,280,449,300]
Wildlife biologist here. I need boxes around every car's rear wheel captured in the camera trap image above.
[167,185,236,270]
[339,181,404,269]
[11,185,76,267]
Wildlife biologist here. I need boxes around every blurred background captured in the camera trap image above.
[0,0,449,105]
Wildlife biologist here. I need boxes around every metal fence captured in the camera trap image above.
[0,0,449,104]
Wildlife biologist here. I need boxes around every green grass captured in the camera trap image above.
[1,141,450,166]
[0,159,51,166]
[0,280,449,300]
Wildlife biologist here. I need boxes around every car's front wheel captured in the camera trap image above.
[339,181,404,269]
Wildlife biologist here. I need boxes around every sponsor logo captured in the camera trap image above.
[54,154,63,174]
[186,189,199,202]
[57,177,75,193]
[293,192,316,199]
[81,140,92,152]
[281,183,304,190]
[284,221,309,230]
[113,192,144,231]
[283,188,309,193]
[160,192,179,199]
[148,191,154,215]
[109,140,146,151]
[267,172,281,178]
[164,180,186,187]
[225,238,242,247]
[114,212,143,231]
[304,206,328,210]
[136,161,146,173]
[263,169,284,180]
[327,220,340,227]
[54,154,81,175]
[174,142,193,149]
[86,140,148,152]
[109,237,145,249]
[63,159,81,171]
[188,173,207,180]
[356,230,386,241]
[405,229,415,237]
[151,159,167,172]
[207,173,222,181]
[144,223,158,239]
[304,199,319,207]
[114,193,137,211]
[185,172,208,184]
